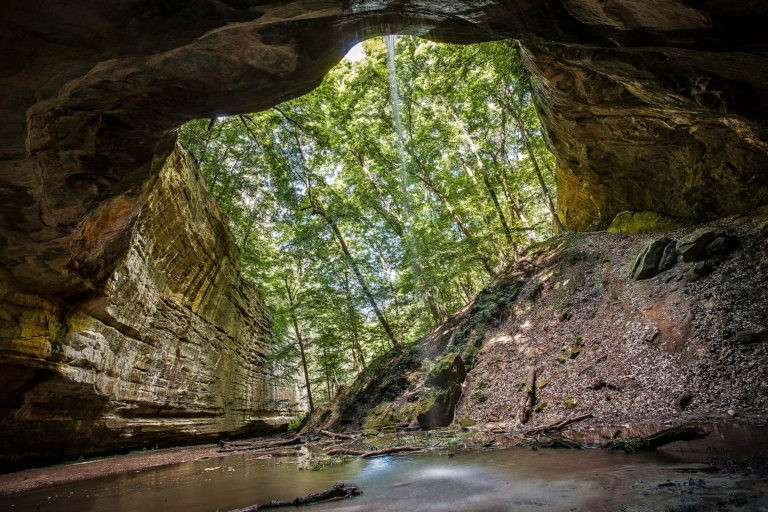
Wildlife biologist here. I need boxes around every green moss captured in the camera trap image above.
[363,402,395,430]
[446,277,522,369]
[472,380,489,403]
[537,379,548,390]
[335,344,423,427]
[425,353,461,388]
[564,396,577,409]
[287,413,306,432]
[607,211,684,234]
[535,402,548,413]
[557,299,573,321]
[560,336,583,361]
[396,390,439,424]
[457,417,477,428]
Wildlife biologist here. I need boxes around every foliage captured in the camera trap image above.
[446,277,523,368]
[178,36,558,411]
[472,380,490,403]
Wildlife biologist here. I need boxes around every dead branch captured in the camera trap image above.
[324,448,364,456]
[603,426,707,452]
[229,482,360,511]
[524,414,594,436]
[358,445,423,458]
[518,368,537,424]
[217,437,302,453]
[250,449,301,458]
[319,430,356,440]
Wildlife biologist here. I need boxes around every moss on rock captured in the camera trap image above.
[608,211,685,234]
[363,402,396,430]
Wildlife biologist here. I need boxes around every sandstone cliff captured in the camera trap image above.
[0,147,297,466]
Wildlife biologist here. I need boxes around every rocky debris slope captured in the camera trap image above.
[457,212,768,429]
[1,1,767,301]
[0,146,297,467]
[309,211,768,434]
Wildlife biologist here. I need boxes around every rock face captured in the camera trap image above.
[418,353,467,429]
[0,146,296,466]
[1,1,768,301]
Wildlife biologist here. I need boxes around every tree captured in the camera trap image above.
[178,36,561,409]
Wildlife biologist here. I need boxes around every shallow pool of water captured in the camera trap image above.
[3,445,765,512]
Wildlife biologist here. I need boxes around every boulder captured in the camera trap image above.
[417,354,467,430]
[631,238,676,280]
[607,211,685,234]
[677,228,737,262]
[425,353,467,388]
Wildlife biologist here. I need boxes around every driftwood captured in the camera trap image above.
[518,368,537,424]
[319,430,356,440]
[603,425,707,452]
[218,436,303,453]
[358,445,423,458]
[324,448,364,456]
[249,449,301,458]
[229,482,360,511]
[534,437,585,449]
[524,414,594,436]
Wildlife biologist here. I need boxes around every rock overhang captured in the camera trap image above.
[1,0,767,299]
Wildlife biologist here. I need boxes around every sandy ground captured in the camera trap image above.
[0,443,229,495]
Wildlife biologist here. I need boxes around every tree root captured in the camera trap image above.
[603,425,707,452]
[524,414,594,436]
[229,482,360,511]
[518,368,537,425]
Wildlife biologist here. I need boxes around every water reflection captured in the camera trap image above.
[0,447,763,512]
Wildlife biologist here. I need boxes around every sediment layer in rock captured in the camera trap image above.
[0,147,297,466]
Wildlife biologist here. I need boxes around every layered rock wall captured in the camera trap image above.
[2,1,768,300]
[0,146,296,465]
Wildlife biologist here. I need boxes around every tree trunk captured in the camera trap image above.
[310,201,401,350]
[358,152,444,325]
[341,268,367,373]
[406,154,496,277]
[452,110,515,249]
[283,275,315,413]
[506,103,565,233]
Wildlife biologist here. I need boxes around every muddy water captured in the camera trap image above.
[2,445,766,512]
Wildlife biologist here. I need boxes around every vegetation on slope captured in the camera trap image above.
[179,36,558,413]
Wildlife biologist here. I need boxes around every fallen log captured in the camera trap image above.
[536,437,584,449]
[358,445,423,458]
[319,430,356,440]
[218,437,303,453]
[518,368,537,425]
[229,482,360,511]
[324,448,364,457]
[249,449,300,458]
[524,414,594,436]
[603,426,707,452]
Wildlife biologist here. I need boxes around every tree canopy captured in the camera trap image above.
[179,36,560,411]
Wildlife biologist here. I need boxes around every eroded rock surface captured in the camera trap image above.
[1,1,768,299]
[0,147,297,466]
